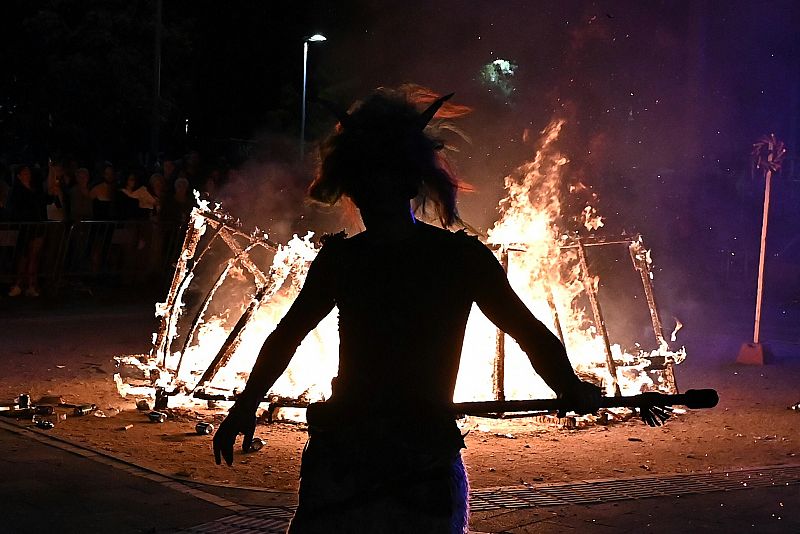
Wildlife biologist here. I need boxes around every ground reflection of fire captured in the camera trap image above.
[114,119,685,419]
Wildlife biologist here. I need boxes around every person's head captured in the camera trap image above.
[308,86,470,227]
[50,161,64,178]
[125,171,140,191]
[76,168,90,187]
[174,177,190,197]
[102,164,115,184]
[149,173,166,196]
[163,159,177,178]
[186,151,200,168]
[15,165,32,189]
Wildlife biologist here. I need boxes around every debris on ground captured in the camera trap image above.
[37,395,64,405]
[148,411,167,423]
[195,422,214,435]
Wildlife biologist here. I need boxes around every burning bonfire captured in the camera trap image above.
[115,119,685,423]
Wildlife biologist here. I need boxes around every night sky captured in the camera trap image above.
[2,1,799,321]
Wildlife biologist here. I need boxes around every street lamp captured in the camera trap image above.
[300,33,327,159]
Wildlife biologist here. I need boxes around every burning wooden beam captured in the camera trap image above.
[576,238,622,397]
[492,249,509,402]
[151,211,207,366]
[174,241,268,381]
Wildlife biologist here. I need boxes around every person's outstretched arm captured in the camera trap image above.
[470,240,600,410]
[213,244,337,465]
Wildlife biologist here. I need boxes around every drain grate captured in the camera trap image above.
[183,507,296,534]
[181,465,800,532]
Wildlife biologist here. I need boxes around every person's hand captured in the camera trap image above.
[213,406,257,466]
[558,380,602,416]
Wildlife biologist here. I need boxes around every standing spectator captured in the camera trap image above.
[88,164,118,274]
[0,165,10,221]
[162,158,178,185]
[69,168,93,222]
[7,165,46,297]
[120,171,157,220]
[201,168,221,199]
[184,151,202,190]
[148,173,167,220]
[144,172,173,274]
[44,160,67,222]
[62,157,78,191]
[161,176,196,224]
[90,164,117,220]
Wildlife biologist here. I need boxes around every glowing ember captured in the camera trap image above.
[114,118,685,415]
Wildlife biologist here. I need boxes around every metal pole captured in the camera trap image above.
[300,40,309,159]
[150,0,162,165]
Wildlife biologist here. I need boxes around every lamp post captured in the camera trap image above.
[300,33,327,159]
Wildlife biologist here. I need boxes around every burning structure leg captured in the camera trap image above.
[492,249,509,402]
[629,236,678,394]
[151,212,207,366]
[175,241,267,380]
[576,239,622,396]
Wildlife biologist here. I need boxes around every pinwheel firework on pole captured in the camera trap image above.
[751,135,786,343]
[738,134,786,364]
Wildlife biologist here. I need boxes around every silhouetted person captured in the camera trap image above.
[213,87,601,533]
[120,171,157,220]
[44,159,66,222]
[148,173,168,221]
[160,176,195,224]
[7,165,46,297]
[90,164,118,220]
[69,168,93,222]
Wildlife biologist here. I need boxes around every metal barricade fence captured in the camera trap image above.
[0,220,185,292]
[0,221,67,287]
[59,220,185,284]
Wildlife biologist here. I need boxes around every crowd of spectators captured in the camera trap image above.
[0,151,224,297]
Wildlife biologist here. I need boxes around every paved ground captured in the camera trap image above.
[1,284,798,532]
[0,422,233,534]
[1,419,797,533]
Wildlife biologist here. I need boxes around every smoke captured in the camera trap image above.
[219,0,798,345]
[214,134,343,243]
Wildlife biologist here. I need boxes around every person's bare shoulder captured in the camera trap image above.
[319,230,347,247]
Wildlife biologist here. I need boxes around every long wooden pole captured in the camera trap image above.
[753,167,772,344]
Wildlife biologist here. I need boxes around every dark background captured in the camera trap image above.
[1,0,798,333]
